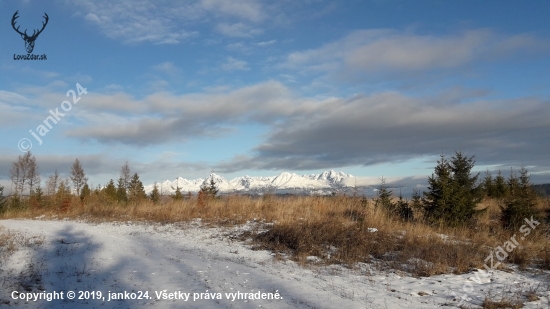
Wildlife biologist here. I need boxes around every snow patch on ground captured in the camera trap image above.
[0,219,548,308]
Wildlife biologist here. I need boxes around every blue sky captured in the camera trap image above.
[1,0,549,190]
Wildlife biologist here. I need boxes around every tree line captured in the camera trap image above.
[374,151,548,229]
[0,152,221,213]
[1,151,548,227]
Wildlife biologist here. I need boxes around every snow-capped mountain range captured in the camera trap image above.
[144,170,378,196]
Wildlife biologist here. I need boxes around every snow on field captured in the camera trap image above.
[1,219,549,309]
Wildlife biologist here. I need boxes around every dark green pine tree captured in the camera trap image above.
[104,179,117,201]
[116,177,128,203]
[493,170,508,199]
[128,173,146,203]
[423,152,483,226]
[396,192,414,221]
[374,176,395,215]
[80,183,91,202]
[150,182,161,204]
[482,170,495,198]
[171,186,183,201]
[200,176,219,198]
[447,151,483,224]
[500,167,539,229]
[410,189,424,220]
[410,189,423,209]
[423,154,454,224]
[31,186,45,208]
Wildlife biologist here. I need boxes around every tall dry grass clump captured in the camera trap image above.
[1,192,549,277]
[0,226,44,268]
[252,196,492,276]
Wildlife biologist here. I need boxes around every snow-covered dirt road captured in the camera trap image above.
[1,219,549,308]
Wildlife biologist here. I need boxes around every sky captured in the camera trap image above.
[0,0,549,192]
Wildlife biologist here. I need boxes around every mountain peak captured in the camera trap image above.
[144,170,363,195]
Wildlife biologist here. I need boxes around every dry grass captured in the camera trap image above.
[0,226,45,306]
[0,226,44,265]
[1,194,549,277]
[0,226,19,265]
[482,297,524,309]
[525,290,540,302]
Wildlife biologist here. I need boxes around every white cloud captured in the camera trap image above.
[255,39,276,47]
[104,84,124,91]
[216,89,550,172]
[11,80,549,177]
[32,81,547,176]
[152,62,179,75]
[226,42,252,53]
[222,57,250,71]
[282,29,548,75]
[84,13,101,23]
[200,0,264,22]
[66,0,272,44]
[66,0,203,44]
[63,81,309,145]
[0,91,29,104]
[216,23,263,38]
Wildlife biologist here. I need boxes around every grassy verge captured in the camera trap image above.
[1,194,549,277]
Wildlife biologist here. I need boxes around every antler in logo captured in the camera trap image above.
[11,11,49,54]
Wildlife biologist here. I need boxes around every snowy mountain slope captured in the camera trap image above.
[144,170,368,195]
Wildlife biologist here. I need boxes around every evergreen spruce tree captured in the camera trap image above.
[171,186,183,201]
[56,179,71,198]
[423,154,454,224]
[500,167,539,229]
[150,182,161,204]
[128,173,146,203]
[374,176,395,214]
[423,152,483,226]
[80,183,91,202]
[116,177,128,203]
[55,179,72,211]
[448,151,483,223]
[208,177,219,197]
[483,170,495,197]
[199,177,219,199]
[493,170,508,199]
[104,179,117,202]
[410,189,424,220]
[31,186,44,208]
[396,193,414,221]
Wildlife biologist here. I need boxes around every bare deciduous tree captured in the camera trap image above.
[10,160,22,195]
[70,159,88,196]
[46,170,60,195]
[120,161,131,192]
[26,156,40,195]
[0,185,7,212]
[10,152,40,195]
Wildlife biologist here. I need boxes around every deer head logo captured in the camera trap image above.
[11,11,49,54]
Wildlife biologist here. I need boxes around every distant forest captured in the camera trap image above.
[533,183,550,196]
